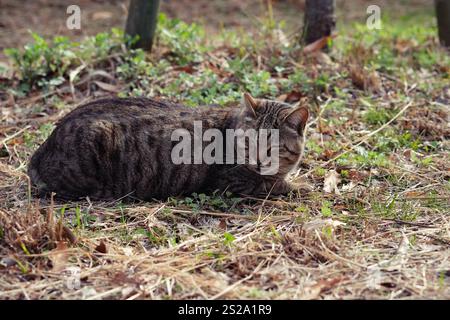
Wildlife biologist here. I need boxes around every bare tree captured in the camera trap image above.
[435,0,450,47]
[303,0,336,49]
[125,0,160,51]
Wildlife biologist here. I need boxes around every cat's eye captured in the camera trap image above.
[283,144,300,155]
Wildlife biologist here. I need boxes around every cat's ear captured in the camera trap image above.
[242,92,257,117]
[282,106,309,134]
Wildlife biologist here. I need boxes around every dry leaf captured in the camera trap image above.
[349,64,365,90]
[95,241,107,254]
[285,90,304,103]
[380,231,410,272]
[89,70,116,81]
[174,65,196,74]
[348,169,368,182]
[320,149,337,160]
[349,64,383,93]
[61,225,77,244]
[303,34,337,54]
[300,277,345,299]
[367,70,383,93]
[299,282,322,300]
[303,218,346,232]
[93,81,119,93]
[404,191,424,198]
[112,271,140,286]
[49,241,69,273]
[394,38,418,54]
[323,170,341,194]
[218,218,227,230]
[313,51,333,65]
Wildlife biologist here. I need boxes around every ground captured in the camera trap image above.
[0,0,449,299]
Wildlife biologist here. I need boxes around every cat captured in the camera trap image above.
[28,93,309,201]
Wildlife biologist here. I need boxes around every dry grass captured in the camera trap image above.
[0,1,449,300]
[1,118,448,299]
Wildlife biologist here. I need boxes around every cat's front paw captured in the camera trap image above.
[287,180,314,195]
[260,179,313,197]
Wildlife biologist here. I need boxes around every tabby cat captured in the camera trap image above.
[28,93,309,201]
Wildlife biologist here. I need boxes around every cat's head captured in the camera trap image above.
[232,93,309,177]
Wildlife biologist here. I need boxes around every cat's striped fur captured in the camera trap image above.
[28,94,309,201]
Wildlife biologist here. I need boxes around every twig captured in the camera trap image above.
[315,230,367,269]
[415,233,450,246]
[0,126,31,145]
[209,261,264,300]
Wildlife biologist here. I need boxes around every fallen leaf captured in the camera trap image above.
[313,51,333,65]
[69,64,86,95]
[348,169,368,182]
[394,38,418,54]
[285,90,304,103]
[323,170,341,194]
[89,70,116,81]
[367,70,383,93]
[303,34,337,54]
[174,65,196,74]
[381,231,410,272]
[303,218,346,232]
[404,191,424,198]
[349,64,365,90]
[112,272,140,287]
[349,64,383,93]
[93,81,120,93]
[218,218,227,230]
[403,149,412,160]
[49,241,69,273]
[299,282,322,300]
[62,225,77,244]
[95,241,107,254]
[320,149,337,160]
[300,277,346,299]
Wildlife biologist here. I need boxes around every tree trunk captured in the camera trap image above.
[435,0,450,47]
[125,0,160,51]
[303,0,336,49]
